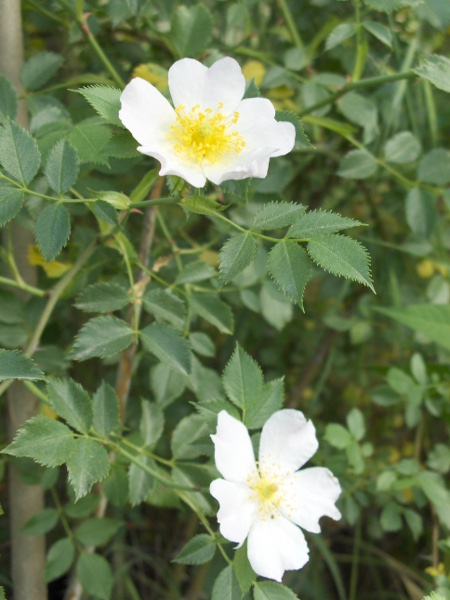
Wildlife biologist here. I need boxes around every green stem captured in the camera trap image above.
[24,0,68,25]
[0,275,46,297]
[277,0,303,48]
[112,433,173,468]
[349,518,362,600]
[351,0,366,81]
[23,381,48,403]
[129,197,180,209]
[423,79,439,147]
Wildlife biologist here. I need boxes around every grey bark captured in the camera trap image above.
[0,1,48,598]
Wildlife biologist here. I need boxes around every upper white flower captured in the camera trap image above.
[210,409,341,582]
[119,57,296,188]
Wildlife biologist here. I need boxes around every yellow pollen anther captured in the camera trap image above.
[167,103,246,164]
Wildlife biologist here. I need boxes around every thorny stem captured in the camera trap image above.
[277,0,303,48]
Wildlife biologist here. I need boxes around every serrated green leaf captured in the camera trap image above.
[45,538,75,583]
[307,234,374,292]
[254,582,299,600]
[92,200,119,225]
[150,362,186,407]
[212,566,241,600]
[22,507,58,535]
[339,92,378,143]
[128,456,156,505]
[2,415,76,467]
[93,382,120,438]
[76,552,113,600]
[219,233,257,284]
[142,289,186,331]
[267,241,312,309]
[252,202,306,230]
[140,400,164,449]
[47,378,93,434]
[418,148,450,185]
[384,131,421,164]
[362,20,392,46]
[0,120,41,185]
[0,186,24,227]
[0,349,44,381]
[104,132,141,158]
[140,322,192,376]
[171,4,213,58]
[337,149,377,179]
[34,203,71,262]
[375,304,450,351]
[21,52,63,91]
[223,344,263,409]
[68,121,111,165]
[0,75,18,123]
[415,54,450,94]
[75,282,130,313]
[196,398,240,428]
[405,188,437,237]
[173,464,214,514]
[289,209,365,239]
[77,85,123,127]
[180,194,220,215]
[234,541,256,594]
[44,139,79,194]
[171,414,209,459]
[173,534,216,565]
[325,23,356,51]
[67,439,110,500]
[76,518,121,546]
[274,111,312,149]
[188,294,234,334]
[175,261,216,284]
[189,331,215,357]
[70,316,134,361]
[245,378,284,429]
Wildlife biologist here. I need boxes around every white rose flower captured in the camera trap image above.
[119,57,296,188]
[210,409,341,582]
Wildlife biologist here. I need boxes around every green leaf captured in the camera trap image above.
[21,52,63,91]
[47,378,93,434]
[44,139,79,194]
[0,349,44,381]
[307,234,374,292]
[77,85,123,127]
[212,565,241,600]
[128,456,156,505]
[404,509,423,540]
[171,4,213,58]
[417,471,450,529]
[223,344,263,409]
[171,414,209,460]
[142,289,186,331]
[380,501,402,531]
[104,132,141,158]
[22,507,58,535]
[260,281,293,331]
[362,20,392,46]
[267,241,311,309]
[254,581,299,600]
[0,75,18,123]
[76,518,121,546]
[375,305,450,351]
[0,120,41,185]
[324,423,353,449]
[325,23,356,51]
[274,111,312,149]
[234,542,256,593]
[219,232,257,284]
[289,209,365,239]
[75,282,130,313]
[45,538,75,583]
[339,93,378,143]
[64,495,100,519]
[196,398,240,428]
[68,121,111,165]
[180,194,220,215]
[2,415,76,467]
[93,382,120,438]
[415,54,450,94]
[0,186,24,227]
[70,316,134,361]
[252,202,306,230]
[34,203,71,262]
[173,533,216,565]
[103,466,129,507]
[76,552,113,600]
[140,400,164,449]
[175,261,216,284]
[384,131,421,164]
[67,438,110,500]
[188,294,234,334]
[150,363,186,407]
[140,322,192,376]
[418,148,450,185]
[337,149,377,179]
[346,408,365,441]
[405,188,437,237]
[245,378,284,430]
[92,200,119,225]
[189,332,215,357]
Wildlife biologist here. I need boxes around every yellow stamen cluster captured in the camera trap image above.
[247,460,295,522]
[167,103,246,164]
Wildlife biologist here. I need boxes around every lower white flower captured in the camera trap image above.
[119,57,295,188]
[210,410,341,582]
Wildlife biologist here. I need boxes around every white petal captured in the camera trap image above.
[168,58,208,110]
[138,146,207,188]
[211,411,257,483]
[203,57,246,112]
[210,479,256,545]
[281,467,342,533]
[119,78,175,147]
[247,516,309,581]
[259,410,318,475]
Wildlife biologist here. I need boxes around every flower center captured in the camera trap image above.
[167,103,246,164]
[247,462,288,521]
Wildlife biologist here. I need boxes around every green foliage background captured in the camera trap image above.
[1,0,450,598]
